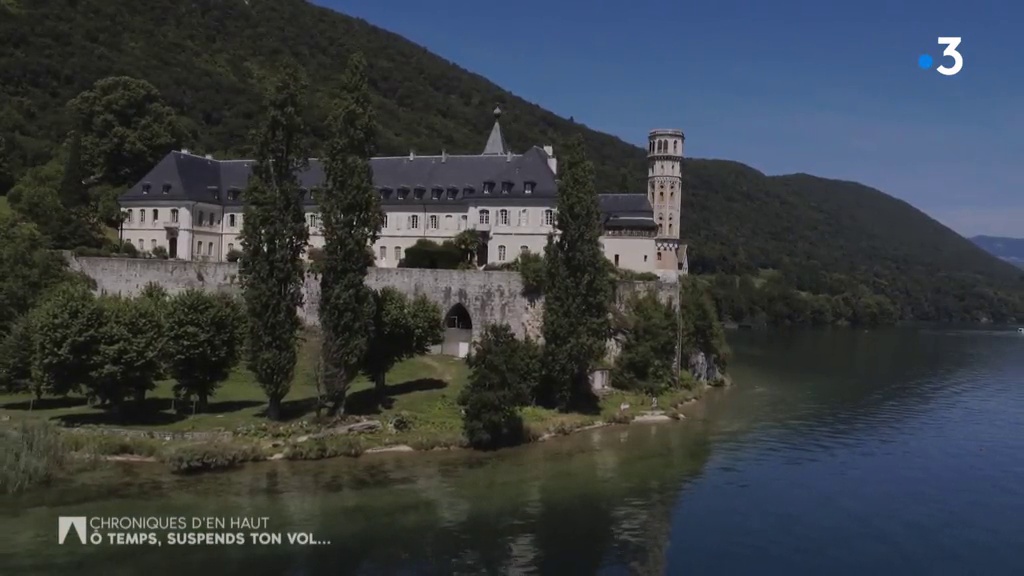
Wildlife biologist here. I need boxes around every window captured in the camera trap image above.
[208,213,214,226]
[171,209,179,223]
[444,215,453,229]
[198,211,204,226]
[152,209,159,222]
[398,188,409,200]
[140,210,146,223]
[309,214,320,229]
[429,215,438,229]
[483,182,494,194]
[142,183,151,195]
[644,255,648,262]
[431,188,442,200]
[161,183,171,194]
[446,188,457,200]
[669,191,674,201]
[544,210,555,226]
[126,209,133,223]
[382,214,388,229]
[499,209,509,226]
[196,241,203,254]
[151,239,157,250]
[518,209,529,226]
[207,242,213,256]
[614,254,620,267]
[228,243,234,251]
[501,182,511,194]
[379,246,386,260]
[414,188,425,200]
[409,215,419,229]
[479,210,490,225]
[460,215,467,229]
[520,245,529,255]
[229,214,236,227]
[674,141,679,153]
[657,251,662,261]
[394,247,402,261]
[524,182,534,194]
[668,223,673,235]
[659,191,664,202]
[137,239,143,250]
[498,245,506,261]
[227,189,239,201]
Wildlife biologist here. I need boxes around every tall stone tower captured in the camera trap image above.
[647,129,684,271]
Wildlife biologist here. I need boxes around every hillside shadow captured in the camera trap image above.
[345,378,448,415]
[199,400,264,414]
[2,397,88,411]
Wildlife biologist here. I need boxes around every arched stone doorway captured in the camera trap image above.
[442,303,473,358]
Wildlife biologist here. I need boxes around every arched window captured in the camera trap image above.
[460,215,467,229]
[152,209,159,222]
[379,246,386,260]
[498,245,506,261]
[519,209,529,226]
[409,215,419,229]
[520,245,529,255]
[429,215,438,229]
[126,209,133,223]
[445,215,453,229]
[382,214,388,228]
[197,211,203,226]
[499,209,509,226]
[544,209,555,226]
[668,223,673,235]
[659,191,664,202]
[657,251,662,261]
[479,209,490,225]
[140,210,146,223]
[395,246,402,261]
[196,241,203,254]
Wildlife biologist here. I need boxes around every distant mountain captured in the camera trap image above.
[1,0,1023,321]
[972,236,1024,267]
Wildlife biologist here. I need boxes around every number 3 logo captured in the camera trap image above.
[936,37,963,76]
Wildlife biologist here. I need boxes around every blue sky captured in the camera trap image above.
[320,0,1022,237]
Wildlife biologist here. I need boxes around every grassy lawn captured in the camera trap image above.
[0,330,705,457]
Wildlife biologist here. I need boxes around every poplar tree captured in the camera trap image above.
[238,64,310,421]
[540,135,614,410]
[318,53,383,415]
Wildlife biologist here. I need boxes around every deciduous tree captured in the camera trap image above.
[540,135,613,410]
[318,53,383,416]
[238,64,311,421]
[164,290,244,412]
[362,288,442,395]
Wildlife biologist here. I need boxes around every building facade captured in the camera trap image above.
[118,109,688,275]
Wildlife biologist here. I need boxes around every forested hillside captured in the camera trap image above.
[2,0,1022,323]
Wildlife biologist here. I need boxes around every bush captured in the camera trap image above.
[0,421,71,494]
[163,442,263,474]
[151,245,168,259]
[226,248,242,263]
[119,241,138,257]
[458,324,540,449]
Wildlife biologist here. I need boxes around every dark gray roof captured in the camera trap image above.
[482,106,509,155]
[119,146,559,207]
[598,193,657,230]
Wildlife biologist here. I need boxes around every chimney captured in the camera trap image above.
[204,154,213,160]
[542,145,557,174]
[442,149,447,163]
[409,150,415,161]
[181,148,190,155]
[506,151,512,163]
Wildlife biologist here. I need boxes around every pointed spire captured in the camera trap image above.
[482,105,509,155]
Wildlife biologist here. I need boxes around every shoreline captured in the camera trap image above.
[45,390,715,473]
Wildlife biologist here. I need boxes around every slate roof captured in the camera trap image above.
[597,193,657,229]
[482,106,509,155]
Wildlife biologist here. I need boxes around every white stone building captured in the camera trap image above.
[118,109,687,274]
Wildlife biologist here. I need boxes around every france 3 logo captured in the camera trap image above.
[918,37,963,76]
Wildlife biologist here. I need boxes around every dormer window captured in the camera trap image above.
[208,185,219,200]
[161,183,171,194]
[483,181,494,194]
[142,182,151,195]
[501,181,512,194]
[524,181,535,194]
[309,187,317,201]
[446,187,458,200]
[431,187,442,200]
[380,188,393,200]
[397,187,409,200]
[414,187,425,200]
[227,188,240,201]
[464,186,475,195]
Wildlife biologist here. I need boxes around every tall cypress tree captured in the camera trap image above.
[238,64,311,421]
[318,53,383,415]
[540,135,614,410]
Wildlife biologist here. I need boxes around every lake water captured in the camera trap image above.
[2,327,1023,575]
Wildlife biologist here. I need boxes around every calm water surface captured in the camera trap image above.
[2,327,1023,575]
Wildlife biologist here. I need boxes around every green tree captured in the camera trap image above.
[0,134,13,194]
[0,314,38,397]
[5,159,66,245]
[679,278,729,370]
[238,64,311,421]
[318,53,384,416]
[30,284,104,398]
[163,290,244,412]
[458,324,540,449]
[362,288,443,395]
[91,295,165,412]
[452,230,481,268]
[68,76,189,187]
[0,212,75,334]
[611,292,678,394]
[540,135,614,409]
